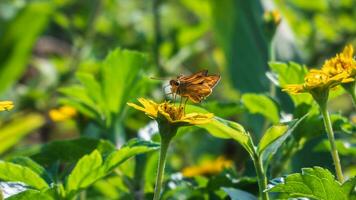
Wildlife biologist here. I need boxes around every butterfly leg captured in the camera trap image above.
[179,96,183,108]
[183,97,188,114]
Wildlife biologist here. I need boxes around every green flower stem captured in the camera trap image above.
[153,136,171,200]
[350,89,356,106]
[253,154,269,200]
[319,104,344,183]
[343,82,356,106]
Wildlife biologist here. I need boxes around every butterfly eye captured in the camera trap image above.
[170,80,179,86]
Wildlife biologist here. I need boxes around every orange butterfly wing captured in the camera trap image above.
[183,83,212,103]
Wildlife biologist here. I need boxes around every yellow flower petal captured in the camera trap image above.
[49,106,77,122]
[282,84,305,94]
[128,98,213,126]
[182,156,233,177]
[127,98,158,118]
[322,45,356,79]
[0,101,14,111]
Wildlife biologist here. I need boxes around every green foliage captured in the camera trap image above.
[258,117,305,164]
[269,62,312,105]
[199,117,254,155]
[314,139,356,156]
[66,139,159,197]
[222,187,257,200]
[241,93,280,124]
[6,190,53,200]
[268,167,356,200]
[210,0,268,93]
[0,162,49,190]
[0,138,158,199]
[0,113,45,155]
[0,1,53,94]
[59,48,147,128]
[31,137,115,166]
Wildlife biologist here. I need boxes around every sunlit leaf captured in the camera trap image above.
[66,150,103,196]
[267,167,354,200]
[101,49,147,115]
[241,93,280,124]
[66,139,159,197]
[0,113,45,155]
[199,117,254,156]
[269,62,312,105]
[0,162,49,190]
[6,190,53,200]
[258,115,306,163]
[10,157,52,184]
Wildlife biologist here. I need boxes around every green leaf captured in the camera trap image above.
[101,49,147,115]
[241,93,280,124]
[199,117,254,156]
[258,116,306,162]
[10,157,52,184]
[184,104,254,155]
[0,162,49,190]
[342,176,356,199]
[31,138,115,166]
[6,190,53,200]
[58,85,98,114]
[258,125,288,154]
[0,2,53,94]
[267,167,352,200]
[314,139,356,156]
[103,139,159,171]
[0,113,45,155]
[66,150,103,195]
[210,0,268,93]
[222,187,257,200]
[269,62,312,105]
[66,139,159,196]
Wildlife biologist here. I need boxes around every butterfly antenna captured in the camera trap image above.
[150,76,170,81]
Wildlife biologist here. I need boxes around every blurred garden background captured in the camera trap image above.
[0,0,355,199]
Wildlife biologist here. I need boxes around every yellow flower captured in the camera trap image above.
[0,101,14,111]
[49,106,77,122]
[182,156,233,177]
[283,69,352,95]
[264,10,281,25]
[322,45,356,79]
[127,98,213,126]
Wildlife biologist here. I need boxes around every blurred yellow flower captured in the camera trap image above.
[127,98,213,125]
[283,69,352,95]
[264,10,281,26]
[182,156,233,177]
[49,106,77,122]
[0,101,14,111]
[322,45,356,79]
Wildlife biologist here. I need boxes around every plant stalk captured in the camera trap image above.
[153,137,171,200]
[319,104,344,182]
[253,154,269,200]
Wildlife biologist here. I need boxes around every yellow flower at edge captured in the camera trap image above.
[127,98,213,126]
[0,101,14,111]
[49,106,77,122]
[182,156,233,177]
[283,69,353,95]
[322,45,356,79]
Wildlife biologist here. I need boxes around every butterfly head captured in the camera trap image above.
[169,79,180,93]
